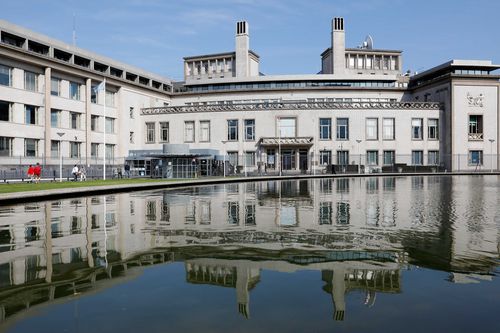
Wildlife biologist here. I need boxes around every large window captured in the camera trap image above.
[428,118,439,140]
[336,118,349,140]
[160,122,170,142]
[337,150,349,165]
[320,150,332,165]
[0,137,13,157]
[105,117,115,134]
[25,105,38,125]
[228,151,238,166]
[383,150,395,165]
[91,115,98,131]
[105,144,115,159]
[0,101,12,122]
[69,82,80,100]
[411,118,423,140]
[199,121,210,142]
[184,121,195,142]
[319,118,331,140]
[24,71,38,92]
[367,150,378,165]
[244,119,255,141]
[468,115,483,140]
[146,122,155,143]
[91,143,99,158]
[70,112,81,129]
[469,150,483,165]
[365,118,378,140]
[50,109,60,127]
[227,119,238,141]
[244,151,255,166]
[412,150,423,165]
[70,142,81,158]
[105,90,115,107]
[382,118,395,140]
[0,64,12,86]
[278,118,296,137]
[50,78,60,96]
[25,139,38,157]
[428,151,439,165]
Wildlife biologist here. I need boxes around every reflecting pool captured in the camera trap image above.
[0,176,499,333]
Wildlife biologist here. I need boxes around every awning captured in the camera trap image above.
[259,137,314,146]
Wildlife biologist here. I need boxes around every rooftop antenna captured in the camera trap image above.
[72,12,77,47]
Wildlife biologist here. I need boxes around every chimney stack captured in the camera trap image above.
[332,17,345,75]
[235,21,249,77]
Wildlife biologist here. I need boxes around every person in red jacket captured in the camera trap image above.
[33,163,41,183]
[27,165,34,183]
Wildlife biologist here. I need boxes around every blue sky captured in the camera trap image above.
[2,0,499,81]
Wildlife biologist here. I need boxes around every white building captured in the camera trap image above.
[0,18,499,175]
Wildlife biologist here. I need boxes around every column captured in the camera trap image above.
[85,78,92,167]
[44,67,51,161]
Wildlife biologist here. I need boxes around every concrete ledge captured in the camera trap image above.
[0,172,499,205]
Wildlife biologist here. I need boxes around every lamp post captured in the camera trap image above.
[57,132,65,182]
[222,141,227,178]
[356,139,362,174]
[489,139,495,173]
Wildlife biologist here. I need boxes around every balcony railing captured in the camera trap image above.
[468,133,483,141]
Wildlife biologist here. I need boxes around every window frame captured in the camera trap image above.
[336,118,349,140]
[160,121,170,143]
[411,118,423,140]
[244,119,255,141]
[382,117,395,140]
[428,118,439,140]
[184,121,195,143]
[145,122,156,143]
[199,120,210,142]
[365,118,378,140]
[319,118,332,140]
[227,119,239,141]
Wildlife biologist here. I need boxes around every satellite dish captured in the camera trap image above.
[364,35,373,49]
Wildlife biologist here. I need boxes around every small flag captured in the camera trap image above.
[93,81,105,92]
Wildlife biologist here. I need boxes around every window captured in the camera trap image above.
[337,118,349,140]
[184,121,195,142]
[51,78,60,96]
[146,122,155,143]
[0,64,12,86]
[228,151,238,166]
[412,150,423,165]
[337,150,349,165]
[244,151,255,166]
[49,109,59,127]
[319,202,332,225]
[428,119,439,140]
[367,150,378,165]
[129,107,134,119]
[278,118,296,137]
[199,121,210,142]
[365,118,378,140]
[51,140,60,157]
[70,142,81,158]
[428,151,439,165]
[266,149,275,168]
[319,118,331,140]
[69,82,80,100]
[0,137,13,156]
[320,150,332,165]
[91,86,97,103]
[383,118,395,140]
[468,115,483,140]
[130,131,134,144]
[105,90,115,107]
[227,119,238,141]
[25,139,38,157]
[0,101,12,121]
[91,115,98,131]
[105,117,114,134]
[469,150,483,165]
[91,143,99,158]
[24,71,37,92]
[383,150,395,165]
[105,144,114,159]
[244,119,255,141]
[411,118,423,140]
[25,105,38,125]
[70,112,80,129]
[159,122,170,142]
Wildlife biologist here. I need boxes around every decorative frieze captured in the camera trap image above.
[141,101,441,115]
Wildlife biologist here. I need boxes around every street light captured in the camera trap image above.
[489,139,495,173]
[57,132,65,182]
[356,139,362,174]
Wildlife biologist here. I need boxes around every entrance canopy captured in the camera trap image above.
[259,137,314,147]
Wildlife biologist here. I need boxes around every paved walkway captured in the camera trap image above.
[0,172,499,205]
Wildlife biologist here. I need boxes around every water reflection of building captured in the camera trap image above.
[0,176,498,325]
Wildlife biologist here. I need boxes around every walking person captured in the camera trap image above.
[124,163,130,178]
[27,165,34,183]
[72,164,79,181]
[33,163,41,183]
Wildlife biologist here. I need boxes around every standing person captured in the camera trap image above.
[72,165,79,181]
[27,165,34,183]
[33,163,41,183]
[124,163,130,178]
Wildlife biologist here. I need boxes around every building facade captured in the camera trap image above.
[0,18,499,175]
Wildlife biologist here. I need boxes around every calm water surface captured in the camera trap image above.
[0,176,498,333]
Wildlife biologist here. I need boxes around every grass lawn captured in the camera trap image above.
[0,178,182,194]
